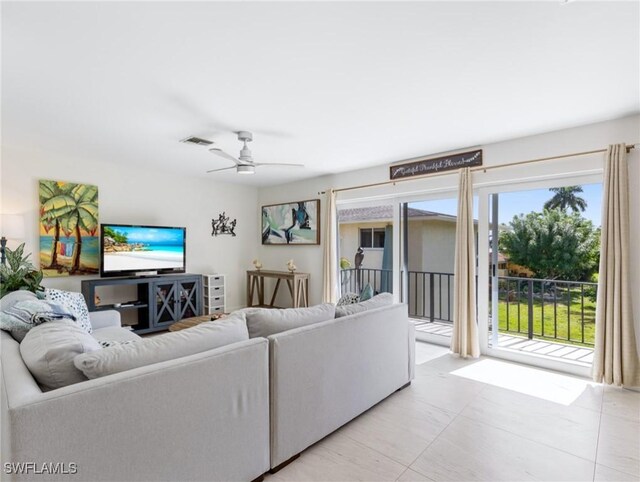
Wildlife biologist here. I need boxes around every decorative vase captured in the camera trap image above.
[286,259,297,273]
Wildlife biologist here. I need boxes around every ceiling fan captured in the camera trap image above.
[206,131,304,175]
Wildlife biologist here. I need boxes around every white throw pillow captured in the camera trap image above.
[20,319,102,390]
[45,288,92,334]
[74,312,249,379]
[334,292,393,318]
[244,303,336,339]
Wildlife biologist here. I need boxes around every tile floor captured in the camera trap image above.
[265,342,640,482]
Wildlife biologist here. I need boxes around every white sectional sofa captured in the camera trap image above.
[1,293,413,481]
[268,303,415,470]
[0,307,270,482]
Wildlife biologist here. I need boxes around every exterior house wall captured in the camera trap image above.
[420,220,456,274]
[338,222,387,270]
[340,218,458,320]
[409,220,457,321]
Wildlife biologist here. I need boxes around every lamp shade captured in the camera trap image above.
[1,214,26,240]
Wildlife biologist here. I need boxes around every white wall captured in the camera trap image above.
[258,114,640,347]
[1,144,258,311]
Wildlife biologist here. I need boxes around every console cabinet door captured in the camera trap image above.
[153,281,179,327]
[177,278,201,319]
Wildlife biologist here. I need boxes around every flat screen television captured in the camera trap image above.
[100,224,186,277]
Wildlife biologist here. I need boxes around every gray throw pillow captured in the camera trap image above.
[74,312,249,379]
[244,303,336,338]
[335,292,393,318]
[1,291,75,342]
[20,319,102,390]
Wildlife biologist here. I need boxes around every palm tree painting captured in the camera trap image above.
[39,180,99,276]
[544,186,588,213]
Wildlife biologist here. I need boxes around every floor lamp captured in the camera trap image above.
[1,214,26,265]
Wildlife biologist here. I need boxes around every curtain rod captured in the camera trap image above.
[317,143,638,195]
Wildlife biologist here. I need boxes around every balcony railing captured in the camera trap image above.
[497,276,597,346]
[340,268,393,296]
[339,268,596,347]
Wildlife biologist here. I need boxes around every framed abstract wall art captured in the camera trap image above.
[262,199,320,245]
[39,179,99,277]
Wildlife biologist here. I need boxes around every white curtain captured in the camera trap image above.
[322,189,338,304]
[592,144,640,387]
[451,168,480,358]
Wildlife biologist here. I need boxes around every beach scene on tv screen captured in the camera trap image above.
[102,226,184,272]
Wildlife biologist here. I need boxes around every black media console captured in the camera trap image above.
[81,274,203,334]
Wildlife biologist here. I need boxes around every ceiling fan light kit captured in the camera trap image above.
[188,130,304,175]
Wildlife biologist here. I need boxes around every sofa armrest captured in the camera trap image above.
[2,338,270,482]
[268,303,410,467]
[88,309,121,330]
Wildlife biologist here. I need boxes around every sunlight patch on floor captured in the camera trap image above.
[451,359,599,405]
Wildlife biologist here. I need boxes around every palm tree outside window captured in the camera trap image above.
[544,186,588,212]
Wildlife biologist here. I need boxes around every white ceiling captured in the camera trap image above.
[2,1,639,187]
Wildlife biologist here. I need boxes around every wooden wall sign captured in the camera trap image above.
[389,149,483,180]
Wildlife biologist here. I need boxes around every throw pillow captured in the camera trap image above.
[1,291,76,342]
[337,292,360,306]
[91,326,142,344]
[45,288,92,334]
[359,283,374,301]
[74,312,249,379]
[97,339,138,349]
[335,292,393,318]
[20,319,102,390]
[244,303,336,339]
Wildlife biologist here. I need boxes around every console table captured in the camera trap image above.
[81,274,203,334]
[246,270,309,308]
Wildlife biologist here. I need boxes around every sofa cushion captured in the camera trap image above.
[1,291,76,342]
[74,312,249,379]
[335,292,393,318]
[44,288,92,334]
[244,303,336,339]
[20,319,102,390]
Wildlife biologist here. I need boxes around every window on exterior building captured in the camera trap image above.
[359,228,385,248]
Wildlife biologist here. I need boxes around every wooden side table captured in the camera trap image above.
[247,270,309,308]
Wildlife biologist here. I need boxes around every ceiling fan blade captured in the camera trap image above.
[254,162,304,168]
[209,147,242,165]
[206,166,237,173]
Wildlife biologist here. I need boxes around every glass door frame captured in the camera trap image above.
[476,172,602,377]
[333,166,602,377]
[396,189,461,345]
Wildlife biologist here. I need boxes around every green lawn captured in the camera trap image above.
[496,292,596,347]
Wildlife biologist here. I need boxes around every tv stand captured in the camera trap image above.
[81,274,203,334]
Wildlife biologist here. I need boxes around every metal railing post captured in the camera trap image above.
[527,279,534,340]
[429,273,435,322]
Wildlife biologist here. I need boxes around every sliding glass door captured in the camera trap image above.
[401,197,459,342]
[485,180,602,366]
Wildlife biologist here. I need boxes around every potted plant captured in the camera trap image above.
[0,243,44,298]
